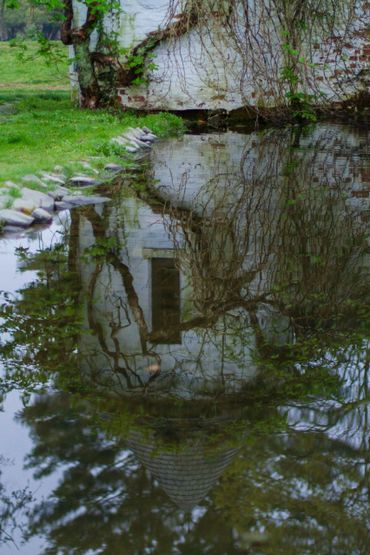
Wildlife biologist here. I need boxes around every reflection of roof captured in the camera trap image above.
[128,432,238,511]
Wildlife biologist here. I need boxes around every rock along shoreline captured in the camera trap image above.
[0,126,157,235]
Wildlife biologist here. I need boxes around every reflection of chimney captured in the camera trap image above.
[128,432,238,511]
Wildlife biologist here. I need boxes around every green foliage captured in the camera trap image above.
[7,186,21,198]
[82,236,120,262]
[3,0,61,40]
[280,39,318,122]
[286,91,318,121]
[0,120,368,552]
[0,239,368,549]
[0,41,69,89]
[120,45,159,87]
[9,33,67,66]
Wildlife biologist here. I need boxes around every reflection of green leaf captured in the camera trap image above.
[82,236,121,261]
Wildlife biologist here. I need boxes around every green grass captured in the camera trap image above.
[0,41,70,90]
[0,92,185,184]
[0,41,185,190]
[8,185,22,198]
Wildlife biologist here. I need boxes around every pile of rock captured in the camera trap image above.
[110,127,157,154]
[0,126,158,234]
[0,182,110,233]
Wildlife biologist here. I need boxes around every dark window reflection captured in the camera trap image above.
[151,258,181,344]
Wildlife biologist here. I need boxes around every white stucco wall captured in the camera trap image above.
[70,1,369,111]
[113,1,369,111]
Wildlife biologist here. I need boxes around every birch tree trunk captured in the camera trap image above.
[60,0,103,108]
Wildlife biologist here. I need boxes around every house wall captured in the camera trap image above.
[108,0,369,111]
[70,1,369,111]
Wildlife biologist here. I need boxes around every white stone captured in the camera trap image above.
[20,187,55,212]
[79,162,99,174]
[0,209,34,228]
[126,127,144,140]
[22,174,45,187]
[32,208,53,223]
[3,180,19,189]
[134,127,147,137]
[55,201,73,211]
[0,193,10,210]
[62,195,110,206]
[2,225,27,235]
[121,132,138,143]
[12,199,36,214]
[41,172,67,185]
[131,138,152,150]
[142,133,157,142]
[48,186,70,200]
[111,137,130,148]
[69,176,101,187]
[105,163,124,172]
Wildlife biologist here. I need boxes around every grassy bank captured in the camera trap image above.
[0,41,184,190]
[0,41,70,91]
[0,92,184,185]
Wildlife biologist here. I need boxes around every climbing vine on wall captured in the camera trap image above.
[158,0,368,121]
[4,0,368,116]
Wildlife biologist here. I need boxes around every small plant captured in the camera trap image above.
[8,186,22,199]
[120,44,158,87]
[286,91,317,122]
[280,37,318,122]
[82,236,120,262]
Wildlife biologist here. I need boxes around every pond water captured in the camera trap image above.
[0,123,369,554]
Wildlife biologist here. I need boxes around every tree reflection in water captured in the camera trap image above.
[0,123,369,554]
[0,456,34,549]
[16,391,369,554]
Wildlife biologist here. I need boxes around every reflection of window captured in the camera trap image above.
[151,258,181,344]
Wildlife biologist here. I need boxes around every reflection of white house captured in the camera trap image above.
[78,194,258,398]
[77,125,369,398]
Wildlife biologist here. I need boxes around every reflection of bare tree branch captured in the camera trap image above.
[81,206,163,389]
[152,127,369,339]
[0,461,34,549]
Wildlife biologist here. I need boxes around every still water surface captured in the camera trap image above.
[0,123,369,554]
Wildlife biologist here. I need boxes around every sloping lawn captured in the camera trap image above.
[0,92,184,184]
[0,41,69,90]
[0,42,184,187]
